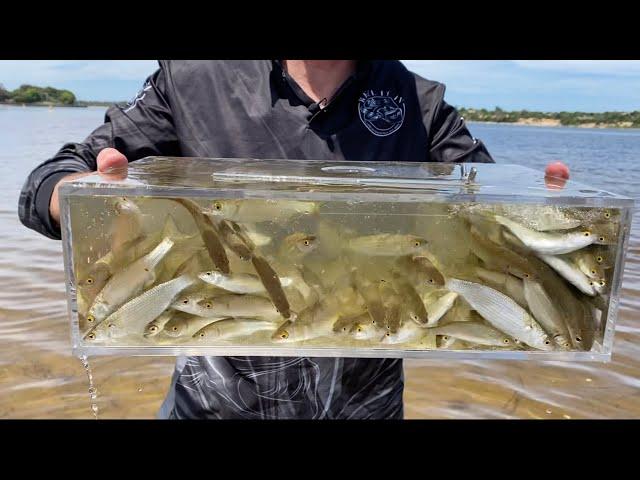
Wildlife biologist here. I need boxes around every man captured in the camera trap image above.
[19,60,494,419]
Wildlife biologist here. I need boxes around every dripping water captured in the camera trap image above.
[79,354,99,419]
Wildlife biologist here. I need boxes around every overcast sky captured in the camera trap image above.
[1,60,639,112]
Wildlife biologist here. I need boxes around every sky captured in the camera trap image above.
[1,60,639,112]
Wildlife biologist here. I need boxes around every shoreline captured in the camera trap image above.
[0,101,115,109]
[466,119,640,130]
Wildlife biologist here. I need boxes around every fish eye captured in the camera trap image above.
[523,273,530,278]
[414,241,421,247]
[385,332,391,337]
[205,271,212,276]
[280,331,289,339]
[442,336,449,341]
[503,339,510,344]
[172,326,178,332]
[591,270,597,275]
[205,302,213,309]
[583,231,591,237]
[428,279,434,284]
[599,236,605,242]
[149,326,158,332]
[108,323,115,329]
[303,240,310,246]
[564,343,571,348]
[357,327,363,332]
[87,315,95,323]
[545,340,550,345]
[213,202,222,211]
[597,256,604,263]
[182,299,189,304]
[411,314,419,321]
[599,280,606,287]
[575,336,582,343]
[86,277,94,285]
[604,212,611,219]
[199,332,206,338]
[87,333,95,340]
[144,267,149,272]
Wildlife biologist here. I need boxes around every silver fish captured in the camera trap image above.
[391,272,429,325]
[163,314,227,338]
[381,321,427,345]
[523,277,572,350]
[537,253,597,296]
[445,278,553,351]
[193,318,275,341]
[346,234,429,257]
[499,204,582,232]
[493,215,595,255]
[85,274,196,342]
[204,199,319,223]
[422,290,459,327]
[429,322,516,347]
[144,310,181,338]
[281,233,319,257]
[191,294,282,321]
[198,270,293,294]
[251,255,291,319]
[86,236,174,326]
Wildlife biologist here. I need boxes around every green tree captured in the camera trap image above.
[0,83,9,102]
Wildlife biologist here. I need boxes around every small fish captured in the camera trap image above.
[567,250,606,280]
[251,255,291,319]
[422,290,459,327]
[168,198,230,274]
[523,277,572,350]
[281,233,319,257]
[537,253,598,296]
[391,272,428,325]
[192,294,282,321]
[198,270,293,294]
[86,236,174,326]
[429,322,516,347]
[350,270,386,328]
[469,226,535,279]
[379,280,403,333]
[85,274,196,342]
[163,314,227,338]
[474,266,528,309]
[193,318,275,341]
[144,310,181,338]
[215,219,254,260]
[272,300,339,342]
[204,199,319,223]
[110,197,146,252]
[349,319,384,341]
[171,290,219,315]
[381,321,427,345]
[333,314,368,335]
[346,234,428,257]
[493,215,595,255]
[499,204,583,232]
[446,278,553,351]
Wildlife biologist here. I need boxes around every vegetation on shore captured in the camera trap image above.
[0,83,77,105]
[458,107,640,129]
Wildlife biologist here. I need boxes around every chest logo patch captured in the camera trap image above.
[358,90,405,137]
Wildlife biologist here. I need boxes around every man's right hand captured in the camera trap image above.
[49,148,129,225]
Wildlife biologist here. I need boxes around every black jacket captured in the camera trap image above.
[18,60,493,419]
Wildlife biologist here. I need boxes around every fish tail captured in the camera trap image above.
[146,237,175,269]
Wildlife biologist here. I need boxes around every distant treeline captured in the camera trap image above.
[0,83,77,105]
[458,107,640,128]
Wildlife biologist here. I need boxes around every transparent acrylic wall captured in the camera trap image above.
[59,157,634,361]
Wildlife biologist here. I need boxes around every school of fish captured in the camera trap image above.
[75,196,619,352]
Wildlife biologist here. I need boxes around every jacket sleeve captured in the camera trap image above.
[418,79,494,164]
[18,60,180,240]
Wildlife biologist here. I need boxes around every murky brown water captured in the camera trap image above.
[1,105,638,418]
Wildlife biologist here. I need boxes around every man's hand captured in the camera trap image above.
[49,148,129,225]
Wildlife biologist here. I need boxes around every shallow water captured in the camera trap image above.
[0,105,638,418]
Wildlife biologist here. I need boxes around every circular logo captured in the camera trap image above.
[358,90,405,137]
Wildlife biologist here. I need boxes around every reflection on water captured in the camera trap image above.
[0,106,638,418]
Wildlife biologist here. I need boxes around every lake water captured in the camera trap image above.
[0,104,638,419]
